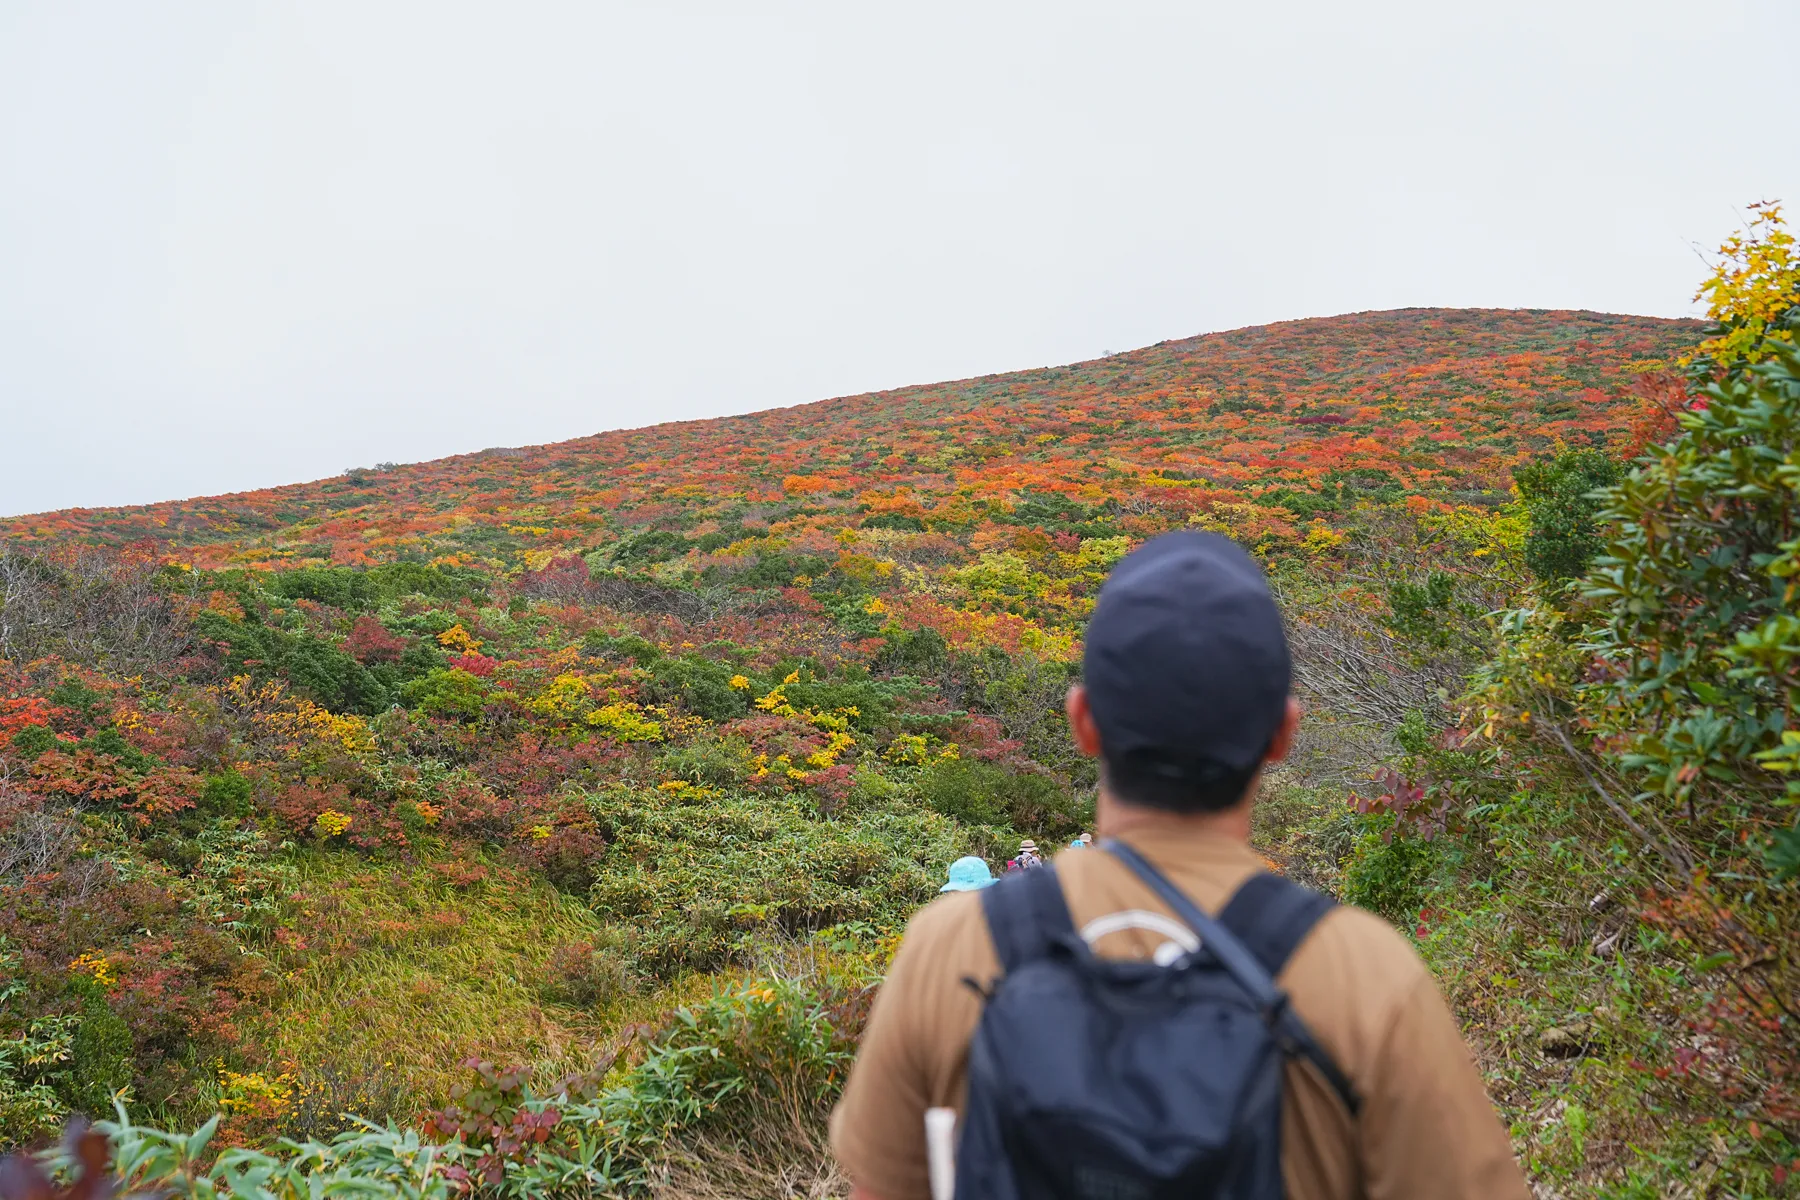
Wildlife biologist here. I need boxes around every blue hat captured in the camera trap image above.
[1083,532,1290,800]
[940,856,996,892]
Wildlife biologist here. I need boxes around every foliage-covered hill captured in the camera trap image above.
[15,287,1800,1199]
[2,308,1695,571]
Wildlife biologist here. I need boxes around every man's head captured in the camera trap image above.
[1065,531,1298,814]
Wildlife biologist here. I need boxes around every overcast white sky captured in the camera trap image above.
[2,2,1792,518]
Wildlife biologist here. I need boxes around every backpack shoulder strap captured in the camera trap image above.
[979,861,1076,973]
[1218,872,1337,979]
[1102,840,1361,1117]
[1217,871,1359,1116]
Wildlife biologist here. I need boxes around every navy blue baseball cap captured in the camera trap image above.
[1082,532,1291,804]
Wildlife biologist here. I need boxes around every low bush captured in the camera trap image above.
[918,757,1086,841]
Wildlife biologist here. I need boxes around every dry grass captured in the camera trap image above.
[654,1127,847,1200]
[255,850,618,1107]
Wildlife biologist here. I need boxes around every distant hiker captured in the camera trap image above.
[940,856,996,893]
[831,531,1527,1200]
[1067,838,1085,851]
[1013,839,1043,870]
[1078,832,1093,847]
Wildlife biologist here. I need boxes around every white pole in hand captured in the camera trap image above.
[925,1107,957,1200]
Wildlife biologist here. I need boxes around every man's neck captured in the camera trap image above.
[1094,785,1256,844]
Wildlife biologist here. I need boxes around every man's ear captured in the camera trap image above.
[1065,684,1103,757]
[1264,696,1302,765]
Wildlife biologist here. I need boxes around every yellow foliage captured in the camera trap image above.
[314,809,353,838]
[530,672,592,718]
[805,729,856,770]
[1689,202,1798,368]
[437,624,483,653]
[210,676,377,757]
[885,734,931,765]
[217,1069,295,1118]
[1421,503,1527,562]
[755,687,796,716]
[68,952,117,988]
[1301,524,1345,556]
[838,551,896,583]
[586,702,663,742]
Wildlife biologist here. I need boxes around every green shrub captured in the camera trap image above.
[1513,447,1625,587]
[1340,825,1437,921]
[78,726,155,772]
[9,723,57,759]
[918,757,1086,840]
[263,567,377,611]
[64,989,134,1117]
[400,669,487,721]
[583,631,662,663]
[200,770,254,820]
[609,529,688,565]
[646,655,748,722]
[195,612,392,714]
[584,784,957,978]
[656,734,754,789]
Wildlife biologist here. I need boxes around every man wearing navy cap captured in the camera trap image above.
[831,532,1528,1200]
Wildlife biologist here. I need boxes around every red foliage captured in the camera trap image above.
[0,695,59,738]
[344,615,407,664]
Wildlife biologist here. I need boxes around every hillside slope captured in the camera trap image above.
[11,303,1768,1197]
[3,308,1698,568]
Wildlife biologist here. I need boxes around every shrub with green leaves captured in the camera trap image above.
[1513,448,1625,588]
[1468,341,1800,1150]
[918,756,1085,839]
[1584,344,1800,866]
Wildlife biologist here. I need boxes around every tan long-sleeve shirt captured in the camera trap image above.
[830,829,1529,1200]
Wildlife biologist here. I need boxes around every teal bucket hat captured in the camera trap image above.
[940,855,996,892]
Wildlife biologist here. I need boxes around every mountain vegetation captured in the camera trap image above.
[2,208,1797,1198]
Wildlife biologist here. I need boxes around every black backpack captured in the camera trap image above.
[954,839,1359,1200]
